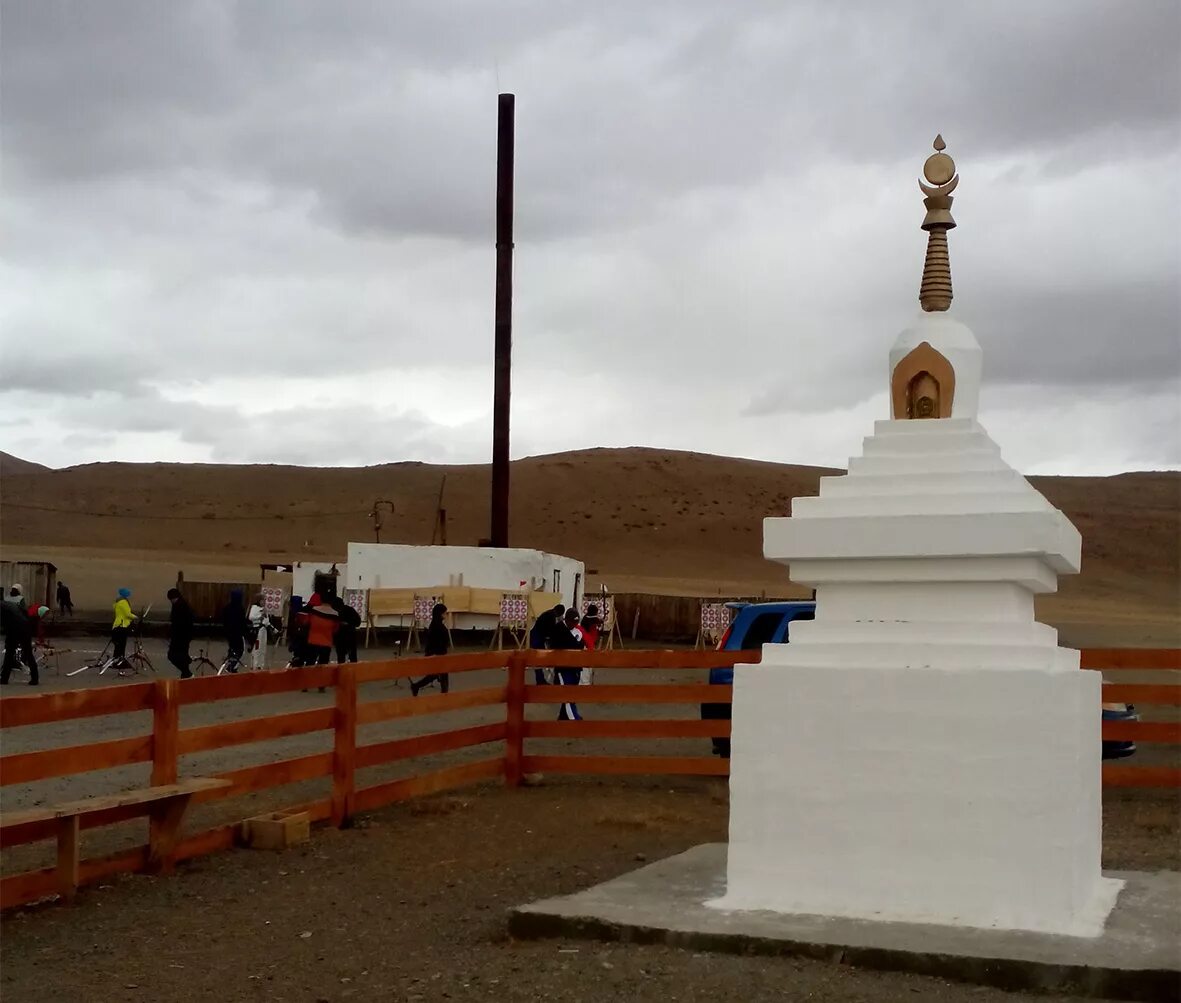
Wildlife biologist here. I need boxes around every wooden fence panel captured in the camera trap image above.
[522,754,729,777]
[0,682,154,728]
[0,735,153,786]
[176,665,336,704]
[1081,649,1181,670]
[356,723,506,769]
[177,708,335,756]
[352,757,504,812]
[357,685,506,725]
[525,719,732,739]
[1100,684,1181,705]
[355,651,508,684]
[526,683,725,704]
[195,751,334,802]
[1102,765,1181,788]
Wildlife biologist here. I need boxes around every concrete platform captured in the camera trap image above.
[509,844,1181,1001]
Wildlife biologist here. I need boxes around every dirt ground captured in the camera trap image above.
[2,635,1179,1001]
[1,776,1177,1003]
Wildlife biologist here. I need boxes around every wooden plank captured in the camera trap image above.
[1101,684,1181,705]
[1103,765,1181,788]
[357,685,506,725]
[2,845,148,910]
[176,664,336,705]
[1081,649,1181,671]
[77,844,147,884]
[0,778,231,829]
[2,801,145,848]
[525,684,727,705]
[504,652,526,786]
[522,754,729,776]
[332,663,358,827]
[0,867,57,910]
[177,707,334,755]
[147,794,191,874]
[1102,720,1181,743]
[173,824,236,863]
[0,734,152,787]
[56,816,80,903]
[0,682,154,729]
[355,651,509,684]
[152,679,179,786]
[196,752,334,801]
[352,757,504,812]
[526,649,756,670]
[279,796,333,826]
[356,723,507,769]
[525,719,733,739]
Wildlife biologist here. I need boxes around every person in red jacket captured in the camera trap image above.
[294,598,336,693]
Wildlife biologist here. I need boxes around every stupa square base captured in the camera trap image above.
[508,845,1181,1002]
[724,659,1109,935]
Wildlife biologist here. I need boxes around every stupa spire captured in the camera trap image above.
[918,134,958,312]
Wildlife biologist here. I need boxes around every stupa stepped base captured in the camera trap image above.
[722,657,1113,936]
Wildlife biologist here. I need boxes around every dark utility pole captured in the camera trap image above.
[491,92,514,548]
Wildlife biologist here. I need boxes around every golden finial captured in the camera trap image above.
[918,134,958,312]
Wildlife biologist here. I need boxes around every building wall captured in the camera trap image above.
[343,543,584,630]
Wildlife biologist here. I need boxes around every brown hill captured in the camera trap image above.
[0,451,51,477]
[1,448,1178,632]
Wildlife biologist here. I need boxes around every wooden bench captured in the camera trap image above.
[0,778,231,902]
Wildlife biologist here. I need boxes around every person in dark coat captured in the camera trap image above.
[528,603,564,685]
[411,603,451,695]
[548,607,586,720]
[166,588,194,678]
[331,595,361,664]
[221,589,247,671]
[56,581,73,616]
[1,585,37,685]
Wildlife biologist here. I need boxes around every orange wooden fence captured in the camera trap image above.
[0,647,1176,909]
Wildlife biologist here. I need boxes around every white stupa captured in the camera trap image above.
[715,137,1121,936]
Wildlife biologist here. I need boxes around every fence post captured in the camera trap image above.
[149,678,179,871]
[151,678,178,786]
[504,650,526,787]
[332,662,357,827]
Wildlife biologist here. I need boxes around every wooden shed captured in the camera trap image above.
[0,561,57,609]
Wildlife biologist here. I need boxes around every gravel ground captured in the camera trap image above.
[2,777,1178,1003]
[2,636,1177,1002]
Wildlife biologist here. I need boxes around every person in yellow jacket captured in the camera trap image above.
[110,587,137,671]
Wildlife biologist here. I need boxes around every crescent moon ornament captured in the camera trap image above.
[919,174,958,198]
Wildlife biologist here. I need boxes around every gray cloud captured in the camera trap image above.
[0,0,1178,474]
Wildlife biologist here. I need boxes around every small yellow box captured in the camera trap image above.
[242,809,310,850]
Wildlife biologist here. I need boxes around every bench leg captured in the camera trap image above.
[56,816,80,903]
[148,795,192,875]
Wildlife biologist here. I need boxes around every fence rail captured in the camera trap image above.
[0,647,1176,909]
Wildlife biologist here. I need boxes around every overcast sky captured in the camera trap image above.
[1,0,1178,476]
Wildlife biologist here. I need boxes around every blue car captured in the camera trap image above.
[702,601,1137,760]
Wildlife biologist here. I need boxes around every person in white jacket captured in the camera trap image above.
[247,596,269,670]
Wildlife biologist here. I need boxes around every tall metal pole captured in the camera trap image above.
[491,93,515,548]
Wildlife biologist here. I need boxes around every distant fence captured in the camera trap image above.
[611,593,805,643]
[0,648,1176,909]
[176,579,259,623]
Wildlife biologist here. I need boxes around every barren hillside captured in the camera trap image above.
[1,448,1178,630]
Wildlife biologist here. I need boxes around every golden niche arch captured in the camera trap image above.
[891,341,956,419]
